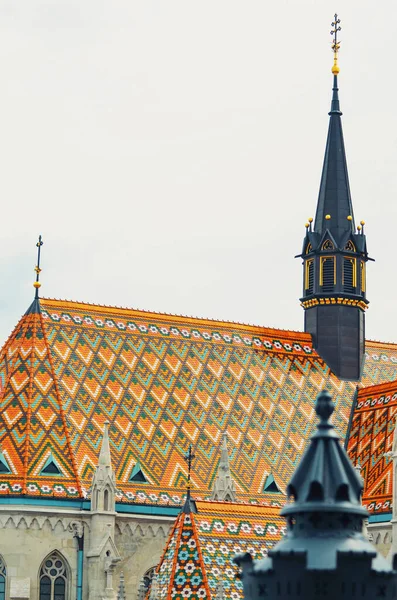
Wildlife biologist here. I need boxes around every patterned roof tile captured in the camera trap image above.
[0,297,396,501]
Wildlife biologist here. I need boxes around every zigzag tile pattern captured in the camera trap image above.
[0,303,81,496]
[0,297,396,500]
[347,381,397,515]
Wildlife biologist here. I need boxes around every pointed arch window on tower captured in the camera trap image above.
[0,556,6,600]
[320,257,335,292]
[344,240,356,252]
[343,257,356,293]
[322,239,334,251]
[305,243,313,254]
[305,259,314,295]
[39,552,68,600]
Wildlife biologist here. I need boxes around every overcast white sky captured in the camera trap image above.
[0,1,395,344]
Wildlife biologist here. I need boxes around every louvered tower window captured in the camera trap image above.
[320,257,335,292]
[343,258,356,293]
[361,261,366,293]
[305,259,314,295]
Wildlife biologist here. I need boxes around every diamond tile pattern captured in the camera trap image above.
[0,297,396,500]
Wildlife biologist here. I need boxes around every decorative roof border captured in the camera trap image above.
[0,480,285,507]
[41,309,315,356]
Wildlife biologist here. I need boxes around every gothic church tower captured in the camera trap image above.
[299,16,370,381]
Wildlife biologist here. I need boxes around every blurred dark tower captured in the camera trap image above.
[234,391,397,599]
[298,15,371,381]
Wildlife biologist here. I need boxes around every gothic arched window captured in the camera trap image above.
[39,552,68,600]
[322,239,334,251]
[344,240,356,252]
[305,243,312,254]
[0,556,6,600]
[104,489,109,511]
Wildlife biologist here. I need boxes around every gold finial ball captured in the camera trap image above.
[357,225,362,231]
[33,282,41,289]
[331,62,340,75]
[360,220,365,225]
[305,222,309,228]
[347,215,352,221]
[308,217,313,223]
[325,214,331,220]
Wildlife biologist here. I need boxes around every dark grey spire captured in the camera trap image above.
[234,390,397,599]
[314,75,355,241]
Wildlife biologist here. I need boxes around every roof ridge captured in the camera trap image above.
[358,379,397,398]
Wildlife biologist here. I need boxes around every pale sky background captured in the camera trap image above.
[0,1,396,344]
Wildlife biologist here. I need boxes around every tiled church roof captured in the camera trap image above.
[347,380,397,516]
[0,296,397,501]
[155,500,285,599]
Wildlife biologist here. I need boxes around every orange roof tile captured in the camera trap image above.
[0,296,396,502]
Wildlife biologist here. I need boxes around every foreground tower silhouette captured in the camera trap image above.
[299,15,370,381]
[234,390,397,598]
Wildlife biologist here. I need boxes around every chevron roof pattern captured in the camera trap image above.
[0,297,397,501]
[347,381,397,516]
[155,500,285,599]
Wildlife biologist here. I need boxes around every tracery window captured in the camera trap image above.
[305,243,312,254]
[322,239,334,251]
[344,240,356,252]
[0,556,6,600]
[39,552,68,600]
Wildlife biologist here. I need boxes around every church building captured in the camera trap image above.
[0,16,396,600]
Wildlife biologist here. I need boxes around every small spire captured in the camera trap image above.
[210,433,237,502]
[137,580,146,600]
[330,14,341,75]
[117,572,126,600]
[149,573,159,600]
[183,445,197,513]
[215,580,225,600]
[33,235,43,299]
[99,421,112,468]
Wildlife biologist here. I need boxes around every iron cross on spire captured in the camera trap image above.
[184,444,195,492]
[33,235,43,298]
[330,14,341,75]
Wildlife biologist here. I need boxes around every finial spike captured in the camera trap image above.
[330,13,341,75]
[33,235,43,299]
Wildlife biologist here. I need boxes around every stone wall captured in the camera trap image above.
[0,507,174,600]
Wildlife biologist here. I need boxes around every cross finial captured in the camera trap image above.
[184,444,195,492]
[330,14,341,75]
[33,235,43,299]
